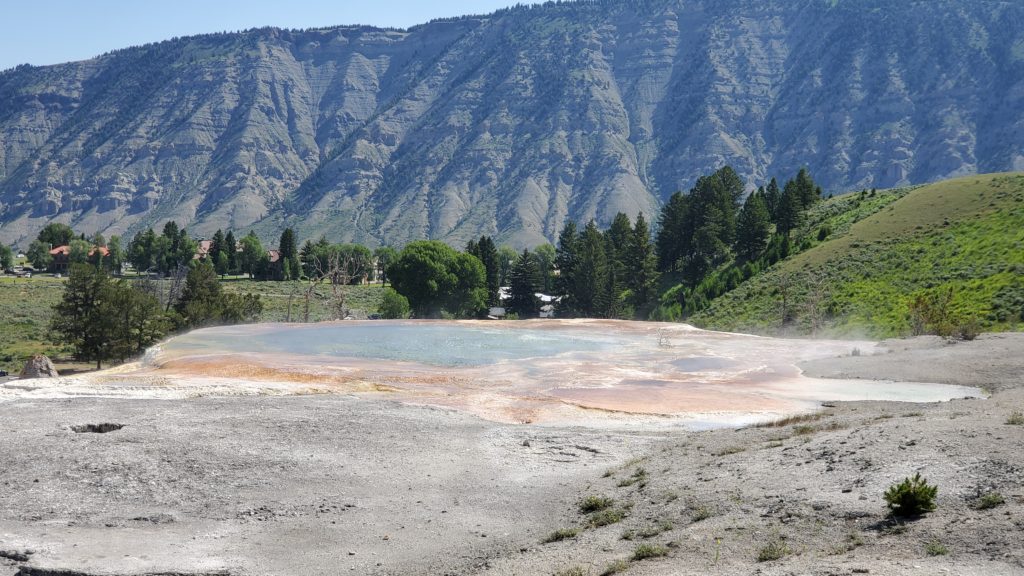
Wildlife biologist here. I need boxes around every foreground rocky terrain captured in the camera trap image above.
[2,0,1023,248]
[0,332,1022,575]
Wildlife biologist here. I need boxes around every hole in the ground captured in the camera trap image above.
[70,423,125,434]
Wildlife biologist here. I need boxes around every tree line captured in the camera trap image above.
[51,261,263,369]
[27,164,825,370]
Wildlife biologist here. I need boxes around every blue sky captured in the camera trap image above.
[1,0,518,71]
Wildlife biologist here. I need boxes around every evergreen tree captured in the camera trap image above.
[575,221,608,317]
[50,264,117,369]
[175,261,225,327]
[224,230,238,275]
[764,178,781,221]
[655,192,689,272]
[775,179,804,236]
[554,221,580,312]
[0,244,11,271]
[211,229,228,276]
[794,167,818,207]
[507,249,541,317]
[467,236,500,306]
[734,191,772,261]
[626,212,658,309]
[599,233,623,318]
[278,228,300,280]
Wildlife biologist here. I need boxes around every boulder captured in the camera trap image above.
[20,354,59,378]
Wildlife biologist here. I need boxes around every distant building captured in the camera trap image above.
[48,245,109,273]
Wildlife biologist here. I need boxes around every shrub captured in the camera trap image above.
[590,508,626,527]
[579,495,614,513]
[690,505,714,522]
[955,318,981,341]
[379,288,410,319]
[884,473,938,517]
[757,538,791,562]
[924,540,949,556]
[631,543,668,560]
[1006,410,1024,425]
[542,527,580,543]
[973,492,1005,510]
[600,559,629,575]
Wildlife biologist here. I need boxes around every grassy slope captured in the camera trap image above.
[0,275,385,373]
[692,173,1024,338]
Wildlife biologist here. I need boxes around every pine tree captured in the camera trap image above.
[795,167,818,207]
[576,221,608,317]
[278,228,300,280]
[224,230,238,275]
[507,249,541,317]
[626,212,658,309]
[735,191,772,261]
[50,264,117,369]
[211,229,227,276]
[554,221,580,312]
[655,192,689,273]
[468,236,500,306]
[765,178,782,220]
[775,179,804,237]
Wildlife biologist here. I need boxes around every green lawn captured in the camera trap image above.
[0,273,386,373]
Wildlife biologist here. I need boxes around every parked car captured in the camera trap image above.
[0,370,8,377]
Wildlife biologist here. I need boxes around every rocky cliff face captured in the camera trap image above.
[1,0,1022,248]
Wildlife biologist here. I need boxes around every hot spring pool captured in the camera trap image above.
[128,320,980,427]
[4,320,983,428]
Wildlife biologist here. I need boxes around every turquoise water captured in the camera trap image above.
[165,322,619,367]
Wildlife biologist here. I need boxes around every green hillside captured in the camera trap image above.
[691,173,1024,338]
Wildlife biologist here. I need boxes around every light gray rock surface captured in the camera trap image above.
[1,0,1022,248]
[18,354,58,379]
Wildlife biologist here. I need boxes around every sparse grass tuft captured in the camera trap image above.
[1006,410,1024,425]
[542,527,580,543]
[599,559,629,575]
[690,505,714,522]
[924,539,949,556]
[755,413,825,428]
[617,467,648,487]
[715,446,745,456]
[590,508,626,527]
[973,492,1005,510]
[579,495,614,514]
[757,537,791,562]
[554,567,587,576]
[631,543,669,561]
[829,532,864,555]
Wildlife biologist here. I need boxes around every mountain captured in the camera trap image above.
[688,172,1024,337]
[1,0,1022,248]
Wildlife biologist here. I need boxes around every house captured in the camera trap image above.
[48,245,109,273]
[194,239,243,261]
[193,240,214,260]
